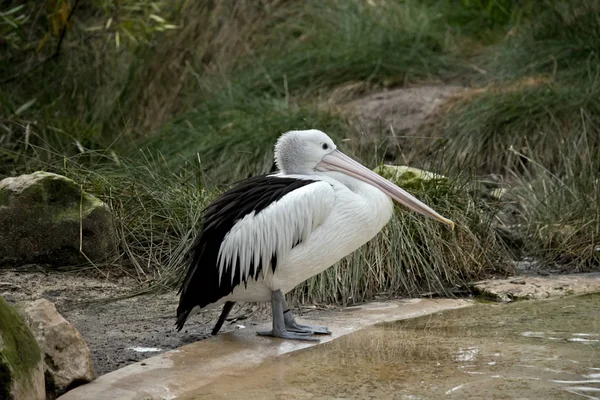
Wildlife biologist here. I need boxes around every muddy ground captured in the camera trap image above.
[0,269,282,376]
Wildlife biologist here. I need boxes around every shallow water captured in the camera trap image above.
[182,295,600,399]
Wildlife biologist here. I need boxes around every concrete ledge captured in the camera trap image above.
[58,298,472,400]
[473,272,600,302]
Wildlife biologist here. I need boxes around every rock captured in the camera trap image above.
[345,85,464,158]
[0,171,116,267]
[17,299,95,398]
[0,296,46,400]
[472,272,600,302]
[373,165,447,191]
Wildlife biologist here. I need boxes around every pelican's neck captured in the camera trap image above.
[277,169,392,207]
[316,170,394,233]
[316,171,393,206]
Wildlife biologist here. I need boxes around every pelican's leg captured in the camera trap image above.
[281,297,331,335]
[257,290,319,341]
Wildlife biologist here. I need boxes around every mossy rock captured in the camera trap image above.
[373,165,447,191]
[0,296,45,400]
[0,171,116,267]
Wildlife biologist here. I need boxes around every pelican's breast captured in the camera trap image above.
[272,176,394,293]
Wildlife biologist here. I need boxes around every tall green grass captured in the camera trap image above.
[36,146,512,303]
[46,151,209,282]
[512,128,600,272]
[4,0,600,304]
[411,0,600,276]
[141,89,350,183]
[420,0,600,174]
[423,79,600,173]
[291,174,511,304]
[483,0,600,83]
[434,0,532,42]
[238,0,452,98]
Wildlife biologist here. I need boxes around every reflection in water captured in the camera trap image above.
[181,295,600,400]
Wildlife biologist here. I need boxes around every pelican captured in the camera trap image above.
[176,129,454,340]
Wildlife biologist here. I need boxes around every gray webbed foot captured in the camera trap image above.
[283,307,331,335]
[259,289,321,341]
[288,323,331,335]
[257,329,319,341]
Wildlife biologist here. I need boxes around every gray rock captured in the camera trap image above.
[0,171,116,267]
[472,272,600,302]
[345,85,464,158]
[0,296,46,400]
[17,299,95,399]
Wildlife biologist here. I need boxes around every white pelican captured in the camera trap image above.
[176,129,454,340]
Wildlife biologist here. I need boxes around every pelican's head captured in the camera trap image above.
[275,129,337,174]
[274,129,454,229]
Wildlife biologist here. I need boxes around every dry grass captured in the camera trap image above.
[121,0,292,134]
[510,134,600,272]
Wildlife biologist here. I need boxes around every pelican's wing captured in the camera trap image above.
[176,175,334,329]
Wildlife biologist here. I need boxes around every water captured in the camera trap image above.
[181,295,600,399]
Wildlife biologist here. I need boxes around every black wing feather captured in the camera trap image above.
[175,175,317,331]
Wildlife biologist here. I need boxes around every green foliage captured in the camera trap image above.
[88,0,179,49]
[483,0,600,82]
[2,0,600,304]
[1,0,176,60]
[52,151,209,280]
[0,4,31,51]
[435,0,531,40]
[241,0,451,97]
[143,89,350,183]
[0,0,179,178]
[426,79,600,173]
[513,133,600,272]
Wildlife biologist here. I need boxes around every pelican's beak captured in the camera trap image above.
[317,150,455,229]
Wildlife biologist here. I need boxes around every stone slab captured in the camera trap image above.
[58,298,472,400]
[473,272,600,302]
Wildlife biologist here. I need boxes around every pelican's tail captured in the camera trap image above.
[175,307,192,331]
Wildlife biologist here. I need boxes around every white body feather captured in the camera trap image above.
[218,172,394,303]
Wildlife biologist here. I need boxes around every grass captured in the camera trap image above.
[45,150,208,283]
[141,88,351,184]
[511,132,600,272]
[291,174,511,304]
[237,0,452,98]
[482,0,600,83]
[37,146,513,303]
[0,1,281,177]
[421,77,600,173]
[418,1,600,174]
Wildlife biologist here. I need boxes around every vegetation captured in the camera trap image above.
[0,296,42,398]
[2,0,599,304]
[514,135,600,272]
[423,78,600,173]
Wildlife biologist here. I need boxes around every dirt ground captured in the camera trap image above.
[0,269,279,376]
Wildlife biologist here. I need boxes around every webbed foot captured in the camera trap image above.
[257,329,319,341]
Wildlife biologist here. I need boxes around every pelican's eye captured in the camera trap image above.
[322,143,329,150]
